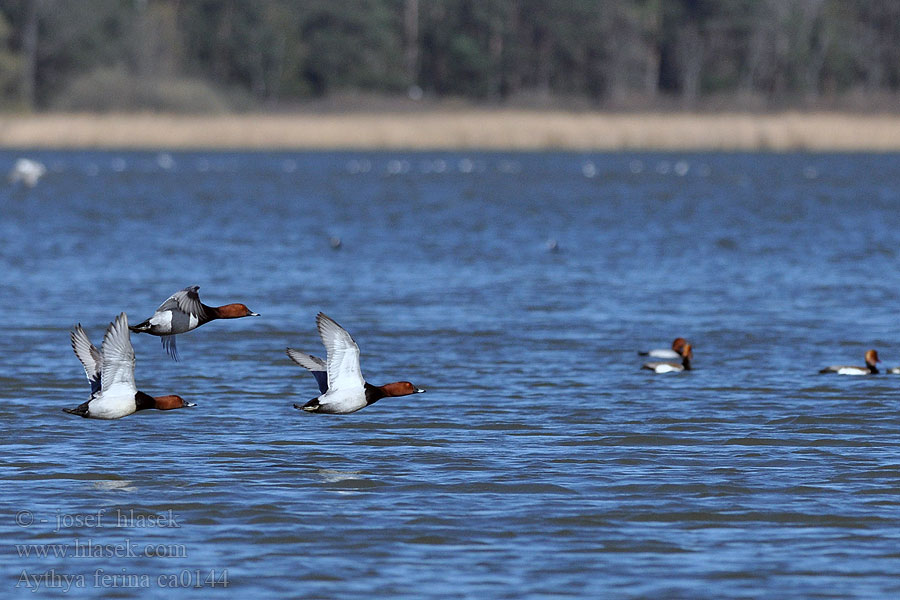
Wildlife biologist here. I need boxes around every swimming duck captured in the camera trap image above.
[129,285,258,360]
[819,349,880,375]
[639,337,688,359]
[65,313,195,419]
[642,343,692,373]
[288,312,425,414]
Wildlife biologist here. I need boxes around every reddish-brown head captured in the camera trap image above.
[380,382,426,397]
[215,303,260,319]
[865,349,880,366]
[672,337,687,353]
[153,395,196,410]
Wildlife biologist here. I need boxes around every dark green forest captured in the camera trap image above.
[2,0,900,112]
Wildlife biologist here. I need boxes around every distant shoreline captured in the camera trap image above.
[2,111,900,151]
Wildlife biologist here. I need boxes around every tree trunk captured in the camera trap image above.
[678,22,703,109]
[404,0,419,85]
[22,0,38,109]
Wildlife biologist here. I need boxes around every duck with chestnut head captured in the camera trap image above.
[287,313,425,414]
[819,349,880,375]
[129,285,258,360]
[66,313,195,419]
[642,343,693,373]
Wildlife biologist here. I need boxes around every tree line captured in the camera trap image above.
[1,0,899,112]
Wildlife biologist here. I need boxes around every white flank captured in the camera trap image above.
[836,367,868,376]
[149,311,174,333]
[648,349,680,359]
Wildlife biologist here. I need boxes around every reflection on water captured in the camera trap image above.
[91,480,137,493]
[3,151,900,598]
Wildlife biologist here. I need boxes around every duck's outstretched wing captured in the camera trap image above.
[70,324,102,395]
[316,313,365,392]
[286,348,328,393]
[157,285,207,320]
[100,313,137,396]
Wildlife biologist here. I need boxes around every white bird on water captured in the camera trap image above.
[9,158,46,187]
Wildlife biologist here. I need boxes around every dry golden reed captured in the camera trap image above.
[2,111,900,151]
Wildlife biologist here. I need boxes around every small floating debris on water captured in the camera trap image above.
[497,159,521,174]
[629,159,644,174]
[803,166,819,179]
[674,160,690,176]
[282,159,297,173]
[317,469,365,483]
[329,236,342,250]
[458,158,475,173]
[9,158,46,187]
[387,159,410,175]
[156,153,175,170]
[582,161,597,178]
[92,480,137,492]
[346,159,372,174]
[419,159,448,174]
[110,157,127,172]
[545,238,560,252]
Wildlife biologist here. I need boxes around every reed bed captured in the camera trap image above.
[2,111,900,151]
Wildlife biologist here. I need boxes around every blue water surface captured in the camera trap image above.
[1,150,900,598]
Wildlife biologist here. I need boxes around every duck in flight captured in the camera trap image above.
[65,313,195,419]
[287,312,425,414]
[129,285,258,360]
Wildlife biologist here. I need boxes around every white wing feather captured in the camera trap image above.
[286,349,327,372]
[70,324,102,382]
[316,313,365,391]
[100,313,137,395]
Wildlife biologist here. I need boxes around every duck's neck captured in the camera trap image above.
[206,303,246,322]
[682,357,692,371]
[867,363,879,374]
[135,391,156,411]
[135,391,184,410]
[364,383,386,406]
[197,303,220,324]
[364,382,413,406]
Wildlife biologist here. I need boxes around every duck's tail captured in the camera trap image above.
[128,320,151,333]
[63,401,90,417]
[293,399,320,412]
